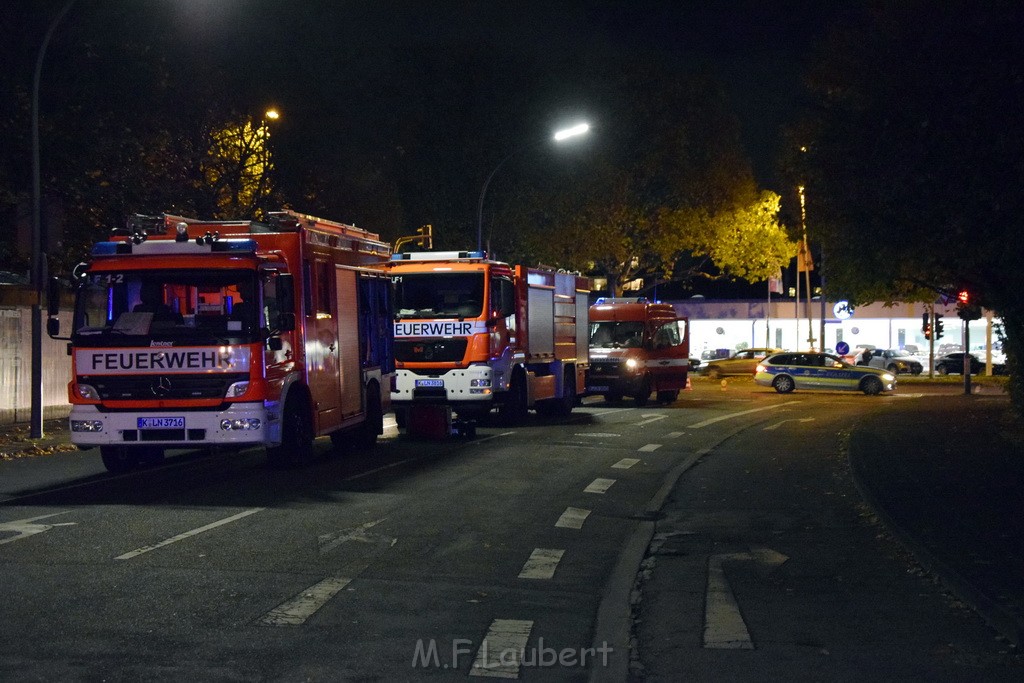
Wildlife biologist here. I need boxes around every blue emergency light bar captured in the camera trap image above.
[90,239,258,256]
[390,250,485,261]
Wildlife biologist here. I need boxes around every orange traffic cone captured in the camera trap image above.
[721,379,728,390]
[684,377,692,391]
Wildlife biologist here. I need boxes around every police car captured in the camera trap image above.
[754,352,896,395]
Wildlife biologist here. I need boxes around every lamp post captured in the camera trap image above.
[476,122,589,253]
[30,0,77,439]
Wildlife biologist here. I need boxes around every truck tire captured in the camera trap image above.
[356,382,383,449]
[100,446,136,474]
[500,370,529,425]
[633,375,652,406]
[535,367,576,417]
[657,390,679,403]
[268,392,314,467]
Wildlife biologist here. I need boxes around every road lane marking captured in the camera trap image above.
[574,432,622,438]
[555,507,591,529]
[114,508,263,560]
[260,576,352,625]
[612,458,640,469]
[638,444,662,452]
[590,408,632,417]
[318,518,396,554]
[470,619,534,678]
[704,548,789,649]
[518,548,565,579]
[687,401,800,429]
[584,478,616,494]
[0,512,76,546]
[636,415,667,426]
[763,417,815,431]
[667,431,685,438]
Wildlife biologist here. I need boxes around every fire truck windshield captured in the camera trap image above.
[590,321,645,349]
[392,272,484,319]
[71,269,261,345]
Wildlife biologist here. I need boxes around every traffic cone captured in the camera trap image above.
[721,379,728,390]
[684,377,692,391]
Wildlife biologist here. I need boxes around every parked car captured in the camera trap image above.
[701,347,781,378]
[754,352,896,395]
[935,352,983,375]
[868,349,924,375]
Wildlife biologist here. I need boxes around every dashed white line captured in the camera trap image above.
[638,444,662,452]
[687,401,800,429]
[555,507,591,529]
[470,619,534,678]
[114,508,263,560]
[584,478,616,494]
[612,458,641,469]
[667,431,685,438]
[635,415,667,426]
[518,548,565,579]
[260,576,352,626]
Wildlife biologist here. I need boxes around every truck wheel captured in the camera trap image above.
[268,393,314,467]
[633,376,652,406]
[657,390,679,403]
[100,446,137,474]
[355,383,383,450]
[500,370,529,425]
[536,367,576,417]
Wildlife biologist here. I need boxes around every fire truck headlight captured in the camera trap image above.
[470,378,491,387]
[220,418,262,431]
[624,358,640,371]
[77,384,99,400]
[225,381,250,398]
[71,419,104,432]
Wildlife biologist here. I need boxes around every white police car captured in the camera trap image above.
[754,352,896,395]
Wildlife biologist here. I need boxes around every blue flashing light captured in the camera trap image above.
[210,239,258,254]
[91,242,122,256]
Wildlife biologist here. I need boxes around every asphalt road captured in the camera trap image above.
[1,378,1022,681]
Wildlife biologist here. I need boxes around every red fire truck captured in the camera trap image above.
[386,250,590,431]
[48,210,394,472]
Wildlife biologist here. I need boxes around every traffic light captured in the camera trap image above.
[921,311,931,340]
[957,289,982,320]
[934,312,944,339]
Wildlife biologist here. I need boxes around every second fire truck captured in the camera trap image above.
[386,250,590,428]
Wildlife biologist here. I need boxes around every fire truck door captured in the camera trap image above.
[335,268,362,416]
[308,260,342,433]
[647,320,688,391]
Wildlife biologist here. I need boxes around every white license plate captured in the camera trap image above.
[137,417,185,429]
[415,379,444,388]
[588,385,610,392]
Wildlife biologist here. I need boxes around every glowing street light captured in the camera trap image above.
[476,122,591,253]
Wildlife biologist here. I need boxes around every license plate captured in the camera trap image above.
[137,416,185,429]
[588,385,609,392]
[415,379,444,388]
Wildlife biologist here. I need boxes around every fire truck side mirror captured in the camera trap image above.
[46,276,63,317]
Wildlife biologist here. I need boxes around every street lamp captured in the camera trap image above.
[476,122,590,253]
[30,0,77,440]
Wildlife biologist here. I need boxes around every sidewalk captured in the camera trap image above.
[0,419,76,462]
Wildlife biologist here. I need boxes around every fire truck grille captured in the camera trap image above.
[394,339,468,363]
[588,360,623,377]
[81,373,250,401]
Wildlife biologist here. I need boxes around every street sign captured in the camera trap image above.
[835,341,850,355]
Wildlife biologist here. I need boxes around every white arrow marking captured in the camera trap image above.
[763,417,816,431]
[0,512,76,546]
[318,518,396,555]
[704,547,789,649]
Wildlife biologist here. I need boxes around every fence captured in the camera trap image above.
[0,305,72,425]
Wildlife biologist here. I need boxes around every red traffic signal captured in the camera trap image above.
[957,290,970,304]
